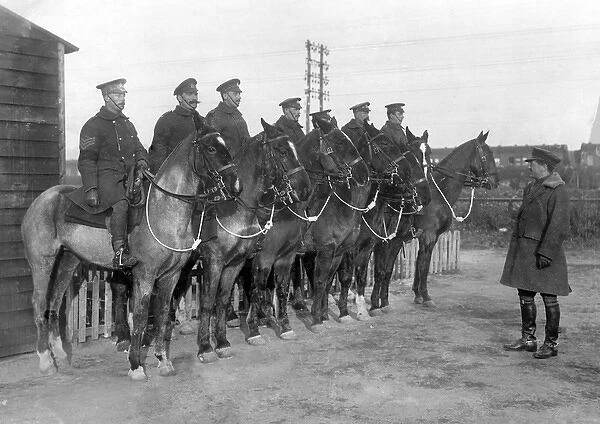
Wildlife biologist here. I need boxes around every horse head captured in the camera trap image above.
[317,128,369,187]
[258,118,311,207]
[193,125,241,200]
[469,131,499,190]
[403,127,432,210]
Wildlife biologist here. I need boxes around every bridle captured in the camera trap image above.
[364,131,410,186]
[258,134,305,208]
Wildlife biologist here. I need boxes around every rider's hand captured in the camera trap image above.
[85,188,99,207]
[536,254,551,270]
[137,160,149,173]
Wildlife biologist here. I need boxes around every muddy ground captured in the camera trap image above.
[1,248,599,424]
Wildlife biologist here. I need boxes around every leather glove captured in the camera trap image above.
[536,254,551,269]
[85,188,99,207]
[136,160,149,181]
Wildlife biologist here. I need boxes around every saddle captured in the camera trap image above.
[64,169,145,232]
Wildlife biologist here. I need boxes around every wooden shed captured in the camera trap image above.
[0,5,78,357]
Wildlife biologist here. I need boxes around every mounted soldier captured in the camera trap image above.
[149,78,204,173]
[380,102,408,146]
[309,109,337,133]
[275,97,304,144]
[77,78,149,268]
[206,78,250,157]
[341,102,371,143]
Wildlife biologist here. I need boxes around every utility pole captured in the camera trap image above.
[304,40,329,130]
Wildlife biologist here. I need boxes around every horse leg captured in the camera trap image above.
[374,237,403,313]
[246,263,270,345]
[197,254,220,363]
[274,256,295,339]
[290,255,308,311]
[46,250,81,369]
[311,250,341,332]
[352,247,375,320]
[127,269,155,380]
[214,263,246,355]
[336,252,353,322]
[173,252,199,335]
[108,271,132,352]
[151,271,182,377]
[414,232,438,308]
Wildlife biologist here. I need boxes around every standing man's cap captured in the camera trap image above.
[96,78,127,95]
[524,147,561,167]
[216,78,242,93]
[309,109,332,119]
[279,97,302,109]
[174,78,198,96]
[349,102,371,112]
[385,103,405,113]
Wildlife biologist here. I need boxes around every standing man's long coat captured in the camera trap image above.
[500,172,570,295]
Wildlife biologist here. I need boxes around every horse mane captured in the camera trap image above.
[437,137,476,170]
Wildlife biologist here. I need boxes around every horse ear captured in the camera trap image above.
[482,130,490,143]
[422,130,429,142]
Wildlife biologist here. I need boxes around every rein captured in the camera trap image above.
[361,203,404,242]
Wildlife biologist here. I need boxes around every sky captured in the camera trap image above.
[3,0,600,158]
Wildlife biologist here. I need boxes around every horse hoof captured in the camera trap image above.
[246,335,267,346]
[347,290,356,301]
[310,323,325,333]
[197,351,218,364]
[226,318,240,328]
[158,361,176,377]
[216,346,233,359]
[356,312,371,321]
[381,305,393,313]
[414,296,424,305]
[338,315,353,324]
[280,330,296,340]
[422,300,437,308]
[369,309,384,317]
[128,366,147,381]
[116,339,131,353]
[38,350,57,375]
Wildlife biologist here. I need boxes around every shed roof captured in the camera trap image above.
[0,4,78,54]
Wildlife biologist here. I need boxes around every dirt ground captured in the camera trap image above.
[1,248,599,424]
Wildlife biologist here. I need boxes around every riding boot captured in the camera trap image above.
[504,296,537,352]
[111,200,138,268]
[534,301,560,359]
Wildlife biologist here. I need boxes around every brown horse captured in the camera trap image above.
[195,119,311,362]
[336,126,432,321]
[372,130,499,310]
[241,119,370,344]
[21,127,239,380]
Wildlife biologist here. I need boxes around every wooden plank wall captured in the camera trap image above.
[0,11,62,357]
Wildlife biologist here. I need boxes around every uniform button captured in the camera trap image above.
[119,138,123,141]
[113,121,116,124]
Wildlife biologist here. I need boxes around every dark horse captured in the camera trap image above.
[21,127,239,379]
[301,122,409,330]
[372,130,499,310]
[194,119,311,362]
[241,118,370,343]
[336,127,432,321]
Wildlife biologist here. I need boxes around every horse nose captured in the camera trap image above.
[233,177,242,195]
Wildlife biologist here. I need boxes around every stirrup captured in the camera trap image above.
[113,247,139,269]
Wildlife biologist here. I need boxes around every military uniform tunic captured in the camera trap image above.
[149,105,204,173]
[78,106,148,210]
[341,118,366,144]
[205,101,250,157]
[380,121,408,146]
[274,115,305,145]
[500,172,570,295]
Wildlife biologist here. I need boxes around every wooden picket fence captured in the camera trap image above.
[66,230,460,344]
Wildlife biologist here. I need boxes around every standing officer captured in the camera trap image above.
[149,78,204,173]
[341,102,371,143]
[275,97,304,144]
[205,78,250,157]
[501,147,570,359]
[78,78,149,268]
[380,103,408,146]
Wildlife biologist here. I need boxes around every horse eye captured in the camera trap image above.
[207,146,217,154]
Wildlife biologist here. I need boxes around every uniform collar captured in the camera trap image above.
[385,121,403,130]
[280,115,303,128]
[217,101,239,115]
[346,119,363,129]
[96,106,128,120]
[541,172,565,188]
[174,105,194,117]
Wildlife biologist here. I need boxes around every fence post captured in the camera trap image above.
[78,277,87,343]
[91,274,100,340]
[104,273,112,338]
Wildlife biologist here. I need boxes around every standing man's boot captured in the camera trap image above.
[534,300,560,359]
[504,296,537,352]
